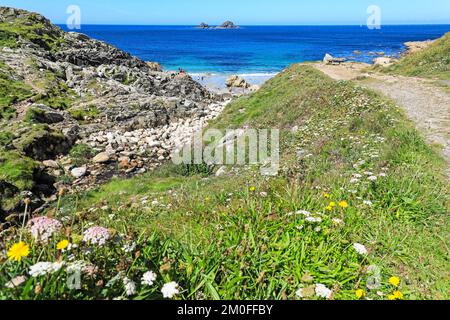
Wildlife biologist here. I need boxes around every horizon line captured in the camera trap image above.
[55,23,450,27]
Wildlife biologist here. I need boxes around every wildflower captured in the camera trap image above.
[249,186,256,192]
[66,260,87,273]
[27,217,62,243]
[329,202,336,207]
[295,288,304,298]
[368,176,378,182]
[355,289,365,299]
[305,216,322,223]
[122,242,136,253]
[389,276,401,287]
[393,291,404,300]
[332,218,344,226]
[323,193,330,199]
[83,227,111,246]
[296,210,311,217]
[7,242,30,262]
[162,281,179,299]
[363,200,373,206]
[123,277,136,296]
[315,284,332,299]
[141,271,157,286]
[353,243,368,255]
[350,178,360,184]
[388,291,404,300]
[29,262,64,277]
[325,205,333,211]
[339,201,349,209]
[57,239,70,251]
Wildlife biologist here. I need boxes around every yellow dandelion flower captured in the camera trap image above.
[325,206,333,211]
[388,294,396,301]
[355,289,365,299]
[329,202,336,207]
[7,242,30,262]
[57,239,70,251]
[339,201,349,208]
[389,276,400,287]
[249,186,256,192]
[393,291,404,300]
[323,193,330,199]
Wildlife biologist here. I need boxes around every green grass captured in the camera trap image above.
[0,149,37,191]
[68,105,101,121]
[1,65,448,300]
[69,143,95,167]
[0,62,33,115]
[0,15,64,51]
[383,32,450,80]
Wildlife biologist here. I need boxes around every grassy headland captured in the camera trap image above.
[383,32,450,80]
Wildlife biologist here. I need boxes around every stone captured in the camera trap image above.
[146,62,162,72]
[215,166,227,177]
[226,75,251,88]
[323,53,334,64]
[71,167,87,178]
[42,160,59,168]
[373,57,394,67]
[92,152,110,163]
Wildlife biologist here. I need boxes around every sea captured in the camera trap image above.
[59,24,449,88]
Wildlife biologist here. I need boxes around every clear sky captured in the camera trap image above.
[2,0,450,25]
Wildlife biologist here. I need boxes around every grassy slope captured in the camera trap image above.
[384,32,450,80]
[1,65,448,300]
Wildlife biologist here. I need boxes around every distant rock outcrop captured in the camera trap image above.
[217,21,239,29]
[197,22,210,29]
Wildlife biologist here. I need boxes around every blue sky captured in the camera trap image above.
[2,0,450,25]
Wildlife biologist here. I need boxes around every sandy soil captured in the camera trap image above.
[312,62,450,176]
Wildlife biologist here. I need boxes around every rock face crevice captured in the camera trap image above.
[0,6,226,219]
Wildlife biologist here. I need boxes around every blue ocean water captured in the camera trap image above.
[59,25,449,74]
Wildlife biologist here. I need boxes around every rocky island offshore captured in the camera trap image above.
[196,21,240,29]
[0,7,229,218]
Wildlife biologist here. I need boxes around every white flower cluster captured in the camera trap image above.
[123,277,137,296]
[315,283,333,299]
[27,217,62,243]
[66,260,87,273]
[296,284,333,300]
[83,226,111,246]
[141,271,157,286]
[29,262,64,277]
[353,243,368,255]
[161,281,179,298]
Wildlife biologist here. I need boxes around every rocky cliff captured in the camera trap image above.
[0,7,224,219]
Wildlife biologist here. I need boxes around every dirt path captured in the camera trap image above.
[313,62,450,175]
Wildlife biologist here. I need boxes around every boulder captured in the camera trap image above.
[373,57,393,67]
[146,62,162,72]
[71,166,87,178]
[225,75,251,88]
[42,160,59,168]
[323,53,334,64]
[92,152,110,164]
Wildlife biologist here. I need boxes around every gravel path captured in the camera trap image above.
[313,62,450,176]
